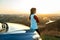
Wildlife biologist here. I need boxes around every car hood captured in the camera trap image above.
[7,23,30,32]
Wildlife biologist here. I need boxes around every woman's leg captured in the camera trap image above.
[36,29,41,35]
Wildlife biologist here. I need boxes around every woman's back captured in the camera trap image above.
[30,14,38,29]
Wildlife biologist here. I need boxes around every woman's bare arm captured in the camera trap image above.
[34,15,39,23]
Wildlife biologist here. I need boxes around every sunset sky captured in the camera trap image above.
[0,0,60,14]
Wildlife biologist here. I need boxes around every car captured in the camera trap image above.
[0,22,42,40]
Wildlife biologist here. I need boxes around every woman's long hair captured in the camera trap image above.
[29,8,36,19]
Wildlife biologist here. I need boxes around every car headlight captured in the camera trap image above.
[33,37,42,40]
[33,31,42,40]
[33,34,42,40]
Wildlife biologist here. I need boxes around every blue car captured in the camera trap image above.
[0,23,42,40]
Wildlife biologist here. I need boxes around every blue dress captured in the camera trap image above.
[30,14,38,30]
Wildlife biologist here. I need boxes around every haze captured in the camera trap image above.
[0,0,60,14]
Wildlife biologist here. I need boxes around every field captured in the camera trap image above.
[0,14,60,40]
[41,35,60,40]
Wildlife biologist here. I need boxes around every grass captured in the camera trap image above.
[41,35,60,40]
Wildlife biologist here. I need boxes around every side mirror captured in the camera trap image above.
[0,23,9,33]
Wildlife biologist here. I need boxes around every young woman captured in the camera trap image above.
[29,8,40,35]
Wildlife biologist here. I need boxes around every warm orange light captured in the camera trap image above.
[0,0,60,14]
